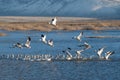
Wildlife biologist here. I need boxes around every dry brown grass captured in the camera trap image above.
[0,17,120,31]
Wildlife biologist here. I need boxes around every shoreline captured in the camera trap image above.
[0,16,120,31]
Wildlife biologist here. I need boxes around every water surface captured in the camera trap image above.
[0,30,120,80]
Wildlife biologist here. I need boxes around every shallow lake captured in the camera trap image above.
[0,30,120,80]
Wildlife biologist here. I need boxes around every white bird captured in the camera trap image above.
[55,54,65,60]
[44,54,52,61]
[11,54,15,59]
[49,17,57,27]
[62,48,73,60]
[66,51,73,60]
[76,49,84,59]
[48,39,54,47]
[105,51,115,60]
[24,36,31,48]
[23,55,31,61]
[72,32,83,41]
[84,42,91,50]
[97,47,105,59]
[40,34,47,44]
[78,42,91,50]
[12,37,31,49]
[13,42,23,48]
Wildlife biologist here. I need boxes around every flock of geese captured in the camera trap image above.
[0,17,115,62]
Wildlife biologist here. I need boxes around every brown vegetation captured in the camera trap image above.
[0,17,120,31]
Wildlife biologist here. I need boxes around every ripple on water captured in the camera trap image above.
[0,30,120,80]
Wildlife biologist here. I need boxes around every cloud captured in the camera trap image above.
[99,0,120,7]
[92,0,120,11]
[92,5,102,11]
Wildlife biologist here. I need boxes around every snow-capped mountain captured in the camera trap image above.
[0,0,120,19]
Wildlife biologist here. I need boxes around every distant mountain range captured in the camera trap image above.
[0,0,120,19]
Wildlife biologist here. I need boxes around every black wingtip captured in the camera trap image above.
[68,47,71,50]
[62,50,65,53]
[72,37,74,39]
[80,32,83,35]
[52,19,54,21]
[41,34,44,37]
[50,39,53,42]
[17,42,21,45]
[28,36,31,41]
[82,32,83,34]
[112,51,115,54]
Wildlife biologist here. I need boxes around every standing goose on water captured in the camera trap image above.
[24,36,31,48]
[49,17,57,27]
[40,34,47,44]
[75,49,84,59]
[105,51,115,60]
[72,32,83,41]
